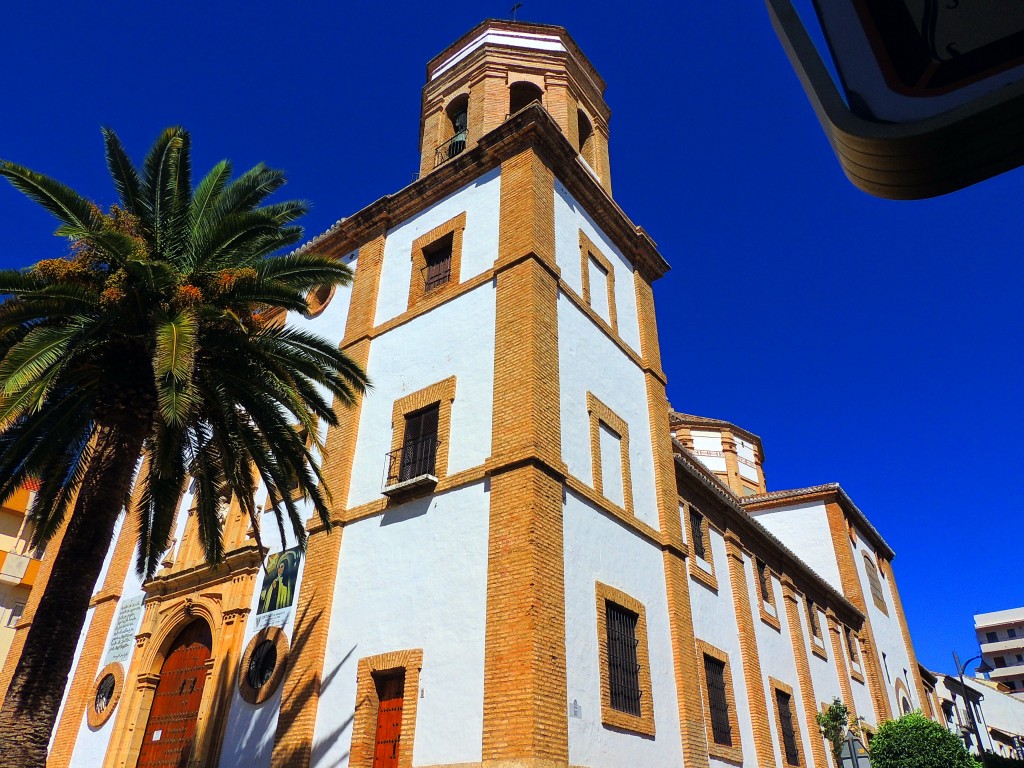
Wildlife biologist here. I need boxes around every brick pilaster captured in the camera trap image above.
[826,612,857,719]
[482,148,568,768]
[823,502,892,723]
[781,578,830,768]
[725,533,778,768]
[48,501,144,768]
[634,271,710,768]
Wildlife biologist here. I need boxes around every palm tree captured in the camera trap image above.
[0,127,367,767]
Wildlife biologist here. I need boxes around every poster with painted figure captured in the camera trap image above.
[257,547,301,616]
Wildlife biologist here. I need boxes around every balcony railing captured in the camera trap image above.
[382,435,439,495]
[434,130,468,167]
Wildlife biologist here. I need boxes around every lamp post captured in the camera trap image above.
[953,651,988,755]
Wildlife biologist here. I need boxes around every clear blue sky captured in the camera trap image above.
[1,2,1019,676]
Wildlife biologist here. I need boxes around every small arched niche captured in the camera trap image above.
[577,108,598,170]
[509,81,543,116]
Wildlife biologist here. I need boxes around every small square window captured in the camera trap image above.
[408,213,465,308]
[1009,628,1018,639]
[995,656,1007,668]
[987,631,999,643]
[423,233,454,292]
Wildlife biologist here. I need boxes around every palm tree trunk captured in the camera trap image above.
[0,421,149,768]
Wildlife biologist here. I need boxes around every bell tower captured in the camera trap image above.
[418,19,613,193]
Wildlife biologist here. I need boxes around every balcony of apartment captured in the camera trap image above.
[981,638,1024,655]
[988,663,1024,681]
[0,485,43,590]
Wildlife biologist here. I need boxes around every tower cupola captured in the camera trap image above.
[418,19,613,193]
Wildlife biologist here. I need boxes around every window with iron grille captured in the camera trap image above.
[704,654,733,746]
[845,627,859,663]
[423,233,454,292]
[605,601,642,716]
[756,558,771,603]
[807,598,821,639]
[399,405,439,482]
[690,509,707,560]
[775,689,800,765]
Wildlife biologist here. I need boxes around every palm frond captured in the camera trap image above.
[102,127,143,216]
[0,161,100,233]
[135,426,187,577]
[139,127,186,254]
[0,322,83,396]
[0,269,44,295]
[189,160,231,242]
[255,252,354,289]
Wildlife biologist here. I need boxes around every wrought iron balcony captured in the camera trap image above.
[382,435,439,496]
[434,130,468,167]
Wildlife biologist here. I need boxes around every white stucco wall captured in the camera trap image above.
[748,502,842,592]
[854,535,917,717]
[563,489,682,767]
[800,596,845,724]
[373,168,500,327]
[736,438,758,483]
[558,293,658,531]
[553,181,641,355]
[347,284,496,508]
[311,481,490,768]
[691,431,727,474]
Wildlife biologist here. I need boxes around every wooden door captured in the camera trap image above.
[136,620,213,768]
[372,672,405,768]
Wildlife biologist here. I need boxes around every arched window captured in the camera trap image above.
[509,81,543,116]
[577,108,598,169]
[437,95,469,165]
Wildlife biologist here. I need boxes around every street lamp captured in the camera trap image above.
[954,651,989,755]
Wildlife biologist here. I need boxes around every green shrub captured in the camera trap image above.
[870,712,980,768]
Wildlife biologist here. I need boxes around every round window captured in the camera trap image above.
[87,663,124,729]
[305,284,335,317]
[238,627,289,704]
[94,673,116,714]
[246,639,277,690]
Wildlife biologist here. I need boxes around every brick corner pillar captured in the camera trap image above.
[482,146,569,768]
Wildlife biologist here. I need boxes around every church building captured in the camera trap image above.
[1,19,930,768]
